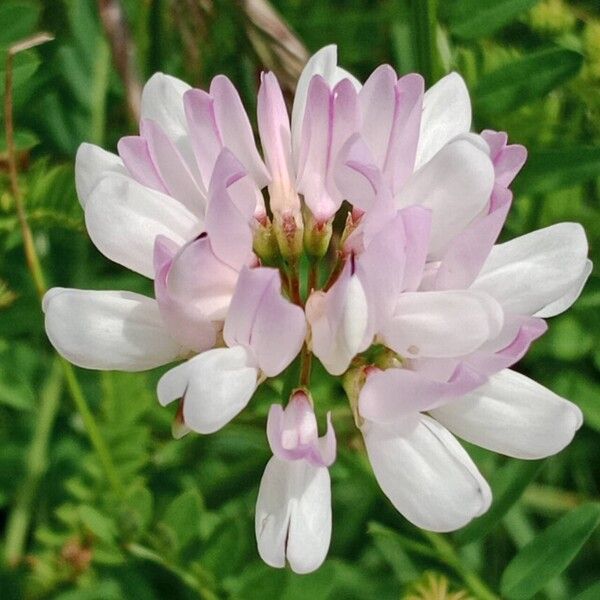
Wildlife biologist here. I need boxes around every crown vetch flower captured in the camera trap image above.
[44,45,590,571]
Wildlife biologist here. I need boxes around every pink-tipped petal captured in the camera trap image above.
[359,363,485,423]
[117,135,168,194]
[432,369,583,459]
[435,187,512,290]
[140,118,206,215]
[210,75,270,188]
[224,267,306,377]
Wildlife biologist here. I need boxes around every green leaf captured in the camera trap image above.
[0,129,39,153]
[0,49,40,97]
[78,505,118,544]
[161,488,203,550]
[367,522,421,583]
[0,1,42,49]
[446,0,539,40]
[455,459,544,545]
[574,581,600,600]
[514,147,600,196]
[500,503,600,599]
[474,48,583,115]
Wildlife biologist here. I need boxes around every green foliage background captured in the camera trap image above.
[1,0,600,598]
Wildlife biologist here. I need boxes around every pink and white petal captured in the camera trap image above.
[210,75,270,188]
[255,457,331,574]
[362,414,491,532]
[164,235,239,322]
[291,45,360,161]
[358,65,398,171]
[384,73,424,191]
[481,129,527,187]
[535,259,593,318]
[75,143,125,207]
[466,316,547,376]
[250,274,306,377]
[296,76,338,221]
[398,139,495,259]
[117,136,168,194]
[157,346,258,434]
[43,288,182,371]
[472,223,589,316]
[224,266,275,349]
[141,119,206,215]
[141,72,190,140]
[382,290,504,359]
[415,72,471,169]
[307,262,369,376]
[431,369,583,459]
[401,205,432,291]
[258,72,296,208]
[356,212,407,327]
[359,364,485,423]
[183,88,223,188]
[205,150,256,269]
[84,173,201,278]
[435,187,512,290]
[318,413,337,467]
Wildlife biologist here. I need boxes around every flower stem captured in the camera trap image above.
[421,531,499,600]
[299,344,312,386]
[4,35,123,498]
[4,359,63,567]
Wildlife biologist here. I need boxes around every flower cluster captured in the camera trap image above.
[44,46,590,574]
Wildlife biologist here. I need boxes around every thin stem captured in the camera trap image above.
[421,531,499,600]
[126,543,220,600]
[4,360,63,566]
[288,261,302,306]
[4,36,123,497]
[299,344,312,387]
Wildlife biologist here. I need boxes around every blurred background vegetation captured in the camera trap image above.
[1,0,600,598]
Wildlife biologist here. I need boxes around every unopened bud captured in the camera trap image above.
[253,217,280,266]
[273,211,304,263]
[304,211,333,259]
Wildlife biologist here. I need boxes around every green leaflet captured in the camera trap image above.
[474,47,583,114]
[500,503,600,599]
[445,0,540,40]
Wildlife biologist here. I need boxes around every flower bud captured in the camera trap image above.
[304,210,333,259]
[252,217,280,266]
[273,211,304,263]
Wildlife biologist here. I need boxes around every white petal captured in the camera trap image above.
[398,139,494,259]
[382,290,504,359]
[431,369,583,459]
[255,457,331,574]
[43,288,182,371]
[85,173,201,278]
[141,73,191,140]
[473,223,589,316]
[157,346,258,434]
[291,45,360,162]
[363,414,491,531]
[415,72,471,169]
[534,259,593,318]
[75,143,125,207]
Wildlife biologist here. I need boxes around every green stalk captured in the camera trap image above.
[410,0,443,84]
[4,35,123,498]
[127,543,220,600]
[422,531,500,600]
[4,360,63,566]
